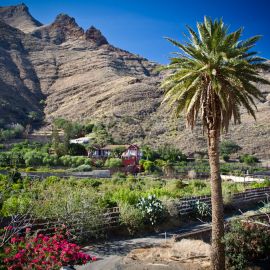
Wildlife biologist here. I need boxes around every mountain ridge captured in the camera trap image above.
[0,4,269,158]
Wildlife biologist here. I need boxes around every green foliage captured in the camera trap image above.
[1,195,31,216]
[91,122,113,146]
[157,144,187,162]
[69,164,92,172]
[110,146,126,158]
[119,203,144,235]
[8,169,22,183]
[27,111,39,122]
[68,143,87,156]
[94,159,104,168]
[220,140,241,156]
[137,194,164,225]
[222,154,230,162]
[112,188,142,205]
[31,181,106,239]
[0,172,255,221]
[191,200,211,217]
[140,160,155,172]
[59,155,90,167]
[141,146,160,161]
[223,220,270,270]
[250,179,270,189]
[105,158,122,168]
[160,17,269,132]
[0,124,25,142]
[239,154,259,165]
[83,123,94,134]
[53,118,84,138]
[24,151,46,166]
[112,172,126,183]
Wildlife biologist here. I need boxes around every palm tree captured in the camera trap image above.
[160,17,269,270]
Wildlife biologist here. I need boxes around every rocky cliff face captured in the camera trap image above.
[0,4,269,158]
[0,3,42,32]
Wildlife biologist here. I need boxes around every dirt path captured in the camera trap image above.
[76,223,210,270]
[76,209,261,270]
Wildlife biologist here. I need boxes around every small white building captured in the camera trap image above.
[70,137,90,145]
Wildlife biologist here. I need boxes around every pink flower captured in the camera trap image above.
[10,237,17,244]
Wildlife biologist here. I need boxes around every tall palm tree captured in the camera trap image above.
[160,17,269,270]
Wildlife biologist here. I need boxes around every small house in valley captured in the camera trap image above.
[90,144,142,171]
[121,145,142,167]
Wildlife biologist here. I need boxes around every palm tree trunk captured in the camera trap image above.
[207,129,225,270]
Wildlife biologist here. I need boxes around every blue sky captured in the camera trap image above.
[2,0,270,63]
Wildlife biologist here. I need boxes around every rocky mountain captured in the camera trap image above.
[0,3,42,32]
[0,3,269,158]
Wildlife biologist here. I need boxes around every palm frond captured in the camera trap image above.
[161,17,270,133]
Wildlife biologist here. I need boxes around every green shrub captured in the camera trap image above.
[0,153,11,167]
[142,160,155,173]
[119,203,144,235]
[70,164,92,172]
[86,179,102,188]
[24,151,45,166]
[1,195,32,216]
[190,180,207,189]
[59,155,90,167]
[223,220,270,270]
[112,172,126,183]
[220,140,241,155]
[94,159,104,168]
[8,169,22,183]
[239,154,259,165]
[222,154,230,162]
[251,179,270,189]
[105,158,122,168]
[112,188,141,205]
[191,200,211,218]
[31,182,105,239]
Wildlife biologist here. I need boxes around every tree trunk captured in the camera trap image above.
[208,129,225,270]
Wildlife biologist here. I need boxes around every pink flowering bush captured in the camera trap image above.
[0,226,95,270]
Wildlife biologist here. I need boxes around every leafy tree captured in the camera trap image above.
[51,127,62,156]
[157,144,187,162]
[160,17,269,270]
[141,146,160,161]
[83,123,94,134]
[91,123,113,147]
[68,143,87,156]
